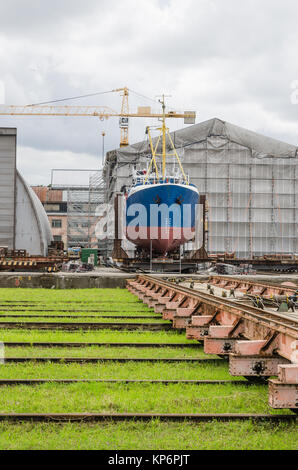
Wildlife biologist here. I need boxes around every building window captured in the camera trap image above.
[53,235,62,242]
[52,219,62,228]
[44,204,60,212]
[44,202,67,213]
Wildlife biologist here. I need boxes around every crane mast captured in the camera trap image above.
[112,87,129,147]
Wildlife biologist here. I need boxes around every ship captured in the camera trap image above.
[125,96,199,255]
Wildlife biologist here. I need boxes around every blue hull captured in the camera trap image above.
[126,183,199,254]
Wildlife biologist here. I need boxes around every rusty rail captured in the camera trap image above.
[2,342,200,348]
[0,309,149,313]
[128,275,298,411]
[0,379,252,386]
[0,315,160,319]
[138,276,298,338]
[0,413,294,422]
[0,321,172,331]
[207,275,297,296]
[1,357,223,364]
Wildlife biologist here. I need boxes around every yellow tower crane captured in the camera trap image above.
[112,87,129,147]
[0,89,196,148]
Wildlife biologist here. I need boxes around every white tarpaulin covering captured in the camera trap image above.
[104,118,298,258]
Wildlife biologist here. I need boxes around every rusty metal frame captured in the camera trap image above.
[131,276,298,342]
[128,275,298,410]
[208,275,297,296]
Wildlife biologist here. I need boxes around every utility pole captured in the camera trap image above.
[101,131,106,167]
[161,94,166,180]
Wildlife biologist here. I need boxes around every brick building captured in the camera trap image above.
[32,186,68,247]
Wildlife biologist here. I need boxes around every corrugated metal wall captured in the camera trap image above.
[0,128,16,249]
[0,129,52,255]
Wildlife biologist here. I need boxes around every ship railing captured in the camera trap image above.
[132,176,189,186]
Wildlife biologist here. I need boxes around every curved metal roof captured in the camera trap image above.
[15,171,52,256]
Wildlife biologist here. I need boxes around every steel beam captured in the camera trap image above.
[204,337,238,355]
[229,354,290,377]
[127,276,298,409]
[186,325,209,340]
[268,380,298,409]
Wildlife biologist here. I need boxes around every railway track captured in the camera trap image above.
[0,379,253,386]
[0,413,294,423]
[1,357,223,364]
[0,309,150,313]
[0,301,140,306]
[207,275,297,297]
[2,341,202,348]
[0,321,172,331]
[128,275,298,412]
[0,282,296,440]
[136,276,298,335]
[0,314,160,319]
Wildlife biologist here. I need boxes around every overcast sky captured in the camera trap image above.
[0,0,297,185]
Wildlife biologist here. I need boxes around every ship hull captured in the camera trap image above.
[126,183,199,254]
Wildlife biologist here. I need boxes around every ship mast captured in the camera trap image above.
[161,95,167,180]
[145,95,191,185]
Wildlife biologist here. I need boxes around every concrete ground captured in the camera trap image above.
[0,268,297,289]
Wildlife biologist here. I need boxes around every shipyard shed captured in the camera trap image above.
[0,128,52,256]
[104,118,298,259]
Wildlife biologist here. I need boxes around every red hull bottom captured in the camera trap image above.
[126,226,195,254]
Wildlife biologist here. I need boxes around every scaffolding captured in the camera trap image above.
[67,188,91,248]
[89,171,110,256]
[65,171,107,249]
[104,118,298,259]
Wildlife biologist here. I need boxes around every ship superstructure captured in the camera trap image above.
[126,96,199,254]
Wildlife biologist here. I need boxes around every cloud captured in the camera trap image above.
[0,0,101,37]
[17,145,102,186]
[0,0,297,184]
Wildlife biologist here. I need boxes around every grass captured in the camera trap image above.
[0,421,296,450]
[0,288,140,303]
[0,382,287,414]
[0,286,295,450]
[0,361,233,380]
[4,346,211,359]
[0,329,196,343]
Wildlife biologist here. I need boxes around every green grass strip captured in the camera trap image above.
[3,346,211,359]
[0,289,138,303]
[0,421,296,450]
[0,362,232,381]
[0,382,290,415]
[0,329,195,344]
